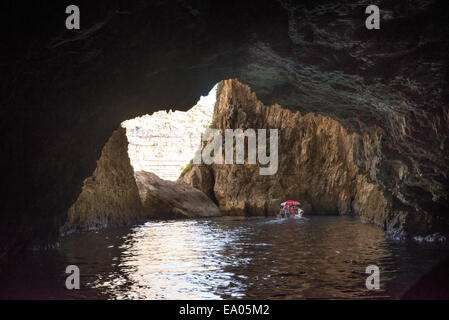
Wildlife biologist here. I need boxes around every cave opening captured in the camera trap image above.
[64,78,389,232]
[63,83,222,233]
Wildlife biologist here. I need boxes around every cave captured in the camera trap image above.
[1,0,449,300]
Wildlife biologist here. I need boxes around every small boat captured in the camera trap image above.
[278,200,303,219]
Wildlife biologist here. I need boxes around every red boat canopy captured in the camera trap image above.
[281,200,301,206]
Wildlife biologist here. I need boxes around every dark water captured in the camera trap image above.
[1,216,447,299]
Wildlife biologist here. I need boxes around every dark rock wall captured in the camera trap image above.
[1,0,286,253]
[236,1,449,235]
[1,0,448,253]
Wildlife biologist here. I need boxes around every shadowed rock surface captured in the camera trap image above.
[180,165,216,202]
[63,128,146,233]
[1,0,448,253]
[135,171,220,219]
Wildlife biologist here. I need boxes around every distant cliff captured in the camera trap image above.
[122,103,214,181]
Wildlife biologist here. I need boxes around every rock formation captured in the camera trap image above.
[63,128,146,232]
[63,128,220,233]
[135,171,220,218]
[182,79,447,238]
[181,165,216,203]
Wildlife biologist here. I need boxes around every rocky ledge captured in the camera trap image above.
[135,171,220,219]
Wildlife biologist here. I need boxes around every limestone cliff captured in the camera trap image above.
[122,101,214,181]
[182,79,445,237]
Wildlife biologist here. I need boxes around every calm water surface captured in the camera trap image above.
[1,216,447,299]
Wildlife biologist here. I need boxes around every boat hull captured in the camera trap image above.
[277,213,302,219]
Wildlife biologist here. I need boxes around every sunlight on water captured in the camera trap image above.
[67,216,446,300]
[1,216,447,299]
[94,220,247,299]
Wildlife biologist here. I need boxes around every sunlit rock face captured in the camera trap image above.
[182,80,387,222]
[122,87,216,180]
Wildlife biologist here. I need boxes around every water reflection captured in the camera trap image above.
[4,216,442,299]
[91,220,250,299]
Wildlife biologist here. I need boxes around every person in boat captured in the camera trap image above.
[289,205,296,216]
[286,205,292,217]
[279,205,285,218]
[282,205,291,217]
[283,206,288,217]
